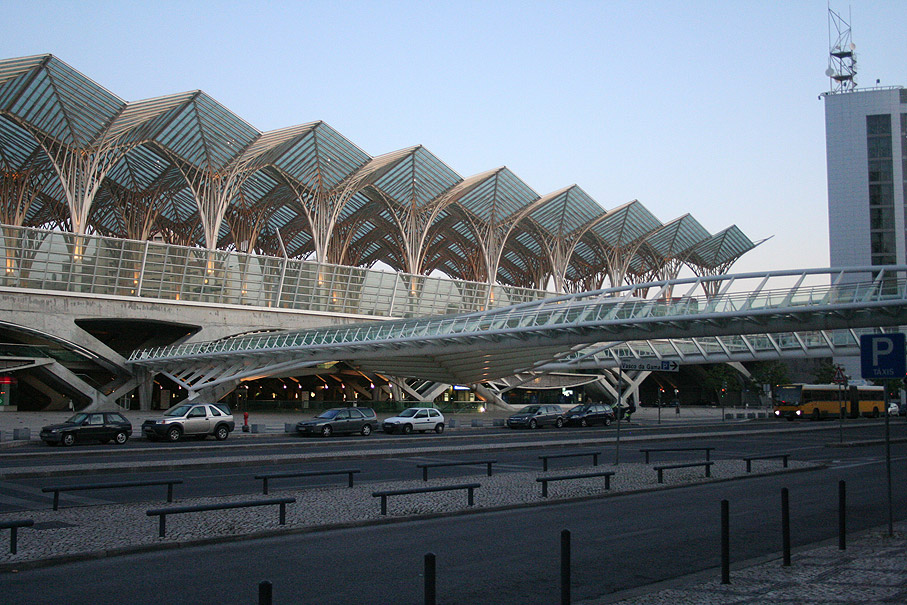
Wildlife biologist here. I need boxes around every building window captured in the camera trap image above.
[867,114,894,265]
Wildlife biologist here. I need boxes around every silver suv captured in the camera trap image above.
[142,403,235,442]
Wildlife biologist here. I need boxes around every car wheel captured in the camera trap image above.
[114,431,128,445]
[166,427,182,442]
[361,424,372,436]
[528,419,537,430]
[61,433,75,447]
[434,423,444,434]
[811,409,820,421]
[321,425,333,438]
[555,418,564,428]
[402,424,413,435]
[214,425,229,441]
[580,418,588,427]
[603,418,612,426]
[872,407,880,418]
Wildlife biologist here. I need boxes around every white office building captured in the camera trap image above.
[824,86,907,380]
[825,87,907,274]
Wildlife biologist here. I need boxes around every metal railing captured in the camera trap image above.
[0,223,548,319]
[129,266,907,363]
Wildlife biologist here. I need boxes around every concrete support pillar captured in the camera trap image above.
[473,383,516,412]
[137,371,154,411]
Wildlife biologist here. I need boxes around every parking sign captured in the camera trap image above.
[860,333,906,379]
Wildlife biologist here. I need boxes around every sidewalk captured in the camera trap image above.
[604,522,907,604]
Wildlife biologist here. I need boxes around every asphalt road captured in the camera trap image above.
[2,420,904,513]
[2,447,905,604]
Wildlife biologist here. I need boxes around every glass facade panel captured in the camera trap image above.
[867,114,895,265]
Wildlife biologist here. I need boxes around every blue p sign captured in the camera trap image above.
[860,333,906,379]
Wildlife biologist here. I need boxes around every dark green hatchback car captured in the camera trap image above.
[40,412,133,446]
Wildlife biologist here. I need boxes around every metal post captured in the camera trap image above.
[721,500,730,584]
[424,552,436,605]
[838,382,844,444]
[885,401,893,536]
[560,529,571,605]
[167,482,174,502]
[781,488,791,566]
[279,502,286,525]
[159,514,166,538]
[615,368,622,466]
[10,526,17,555]
[838,480,846,550]
[258,580,272,605]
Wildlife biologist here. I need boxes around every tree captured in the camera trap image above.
[812,360,838,384]
[749,361,790,391]
[702,364,741,403]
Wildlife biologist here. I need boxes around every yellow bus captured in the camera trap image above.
[772,384,886,421]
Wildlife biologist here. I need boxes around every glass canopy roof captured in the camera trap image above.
[0,53,762,292]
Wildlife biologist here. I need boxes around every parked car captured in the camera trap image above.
[506,404,564,429]
[40,412,132,446]
[564,403,615,427]
[296,407,377,437]
[383,407,445,434]
[142,403,235,442]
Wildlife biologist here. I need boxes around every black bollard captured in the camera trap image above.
[258,580,272,605]
[838,480,846,550]
[781,488,791,567]
[561,529,571,604]
[424,552,436,605]
[721,500,730,584]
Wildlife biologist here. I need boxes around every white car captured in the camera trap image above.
[382,408,445,434]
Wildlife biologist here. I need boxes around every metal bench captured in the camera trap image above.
[42,478,184,510]
[415,460,496,481]
[640,447,715,463]
[254,469,361,494]
[654,461,714,483]
[1,519,34,554]
[147,497,296,537]
[536,470,615,497]
[742,454,790,473]
[372,483,480,515]
[539,451,601,471]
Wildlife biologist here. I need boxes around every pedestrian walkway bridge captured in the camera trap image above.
[129,266,907,397]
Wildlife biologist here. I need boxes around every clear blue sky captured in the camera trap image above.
[2,0,904,276]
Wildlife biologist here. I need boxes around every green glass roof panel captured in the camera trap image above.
[687,225,757,268]
[528,185,605,237]
[643,214,710,258]
[0,55,123,147]
[153,92,258,170]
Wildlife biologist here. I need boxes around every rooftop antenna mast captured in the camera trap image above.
[826,5,857,92]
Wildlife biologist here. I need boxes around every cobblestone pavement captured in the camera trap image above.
[600,523,907,604]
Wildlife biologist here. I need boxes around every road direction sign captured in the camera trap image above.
[860,333,906,379]
[619,360,679,372]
